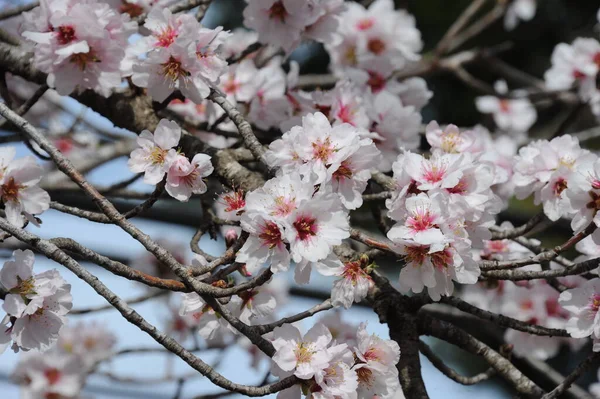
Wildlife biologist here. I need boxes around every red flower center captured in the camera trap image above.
[269,1,287,22]
[57,25,76,45]
[259,221,283,248]
[367,38,386,55]
[293,215,318,241]
[44,368,61,385]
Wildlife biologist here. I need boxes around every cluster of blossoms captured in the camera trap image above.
[130,7,230,103]
[243,0,346,53]
[272,321,401,399]
[0,147,51,227]
[128,118,214,201]
[462,230,586,360]
[21,0,137,96]
[325,0,422,77]
[0,250,72,353]
[511,134,600,247]
[385,122,508,300]
[544,27,600,122]
[11,322,116,399]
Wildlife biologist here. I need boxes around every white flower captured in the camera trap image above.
[355,322,400,373]
[387,193,446,248]
[545,38,600,91]
[14,351,84,399]
[236,213,290,274]
[559,278,600,340]
[476,82,537,133]
[271,323,333,379]
[10,283,72,352]
[330,258,374,309]
[21,1,135,96]
[233,288,277,325]
[1,250,58,318]
[128,118,181,184]
[313,343,357,399]
[286,191,349,264]
[165,153,213,201]
[0,152,50,227]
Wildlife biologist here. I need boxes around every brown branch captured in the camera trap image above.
[419,340,496,385]
[541,352,600,399]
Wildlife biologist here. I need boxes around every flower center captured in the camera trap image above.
[294,343,314,364]
[293,215,318,241]
[57,25,76,45]
[222,190,245,214]
[367,38,386,55]
[157,26,177,48]
[422,161,447,184]
[69,50,100,71]
[356,367,374,388]
[342,261,371,285]
[430,248,453,270]
[1,177,23,203]
[499,99,510,113]
[558,156,575,169]
[344,45,358,65]
[367,71,386,93]
[407,207,436,232]
[148,147,168,165]
[272,196,296,217]
[336,103,356,125]
[586,191,600,210]
[161,57,190,83]
[404,245,429,265]
[447,178,468,194]
[356,18,375,30]
[332,161,353,181]
[589,293,600,312]
[223,77,240,95]
[553,177,568,196]
[44,368,61,385]
[120,2,144,18]
[441,132,462,153]
[10,275,36,296]
[312,138,335,163]
[268,1,287,22]
[259,221,283,249]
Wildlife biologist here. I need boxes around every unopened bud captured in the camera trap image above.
[225,228,239,248]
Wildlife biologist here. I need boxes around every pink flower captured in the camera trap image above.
[236,213,290,274]
[14,352,84,398]
[387,193,446,248]
[166,153,213,201]
[21,0,135,96]
[128,119,181,184]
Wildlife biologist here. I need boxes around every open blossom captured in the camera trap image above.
[12,352,84,399]
[0,148,50,227]
[394,240,480,301]
[353,323,401,398]
[330,257,375,309]
[271,323,335,379]
[179,292,235,340]
[425,122,478,154]
[566,157,600,236]
[387,193,446,248]
[233,287,277,325]
[559,278,600,342]
[545,38,600,91]
[512,134,596,221]
[165,153,213,201]
[21,0,136,96]
[128,119,181,184]
[243,0,344,53]
[475,81,537,133]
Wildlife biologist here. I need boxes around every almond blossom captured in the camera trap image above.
[271,323,335,380]
[504,0,537,31]
[559,278,600,342]
[165,153,213,201]
[0,148,50,227]
[128,118,181,184]
[475,81,537,133]
[21,0,136,96]
[330,256,375,309]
